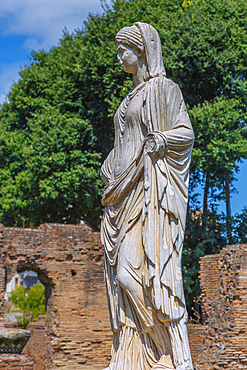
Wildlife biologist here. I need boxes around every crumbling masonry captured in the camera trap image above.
[0,224,111,370]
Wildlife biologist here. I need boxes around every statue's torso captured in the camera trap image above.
[113,85,147,180]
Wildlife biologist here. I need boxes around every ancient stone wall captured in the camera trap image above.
[23,316,46,370]
[0,224,112,370]
[187,324,206,369]
[197,244,247,369]
[0,354,34,369]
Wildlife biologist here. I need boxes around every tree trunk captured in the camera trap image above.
[202,173,209,236]
[225,179,232,243]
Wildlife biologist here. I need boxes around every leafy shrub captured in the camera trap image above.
[9,282,46,328]
[15,313,31,329]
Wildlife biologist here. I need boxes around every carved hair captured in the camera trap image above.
[115,25,144,54]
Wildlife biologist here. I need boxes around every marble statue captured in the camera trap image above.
[101,22,194,370]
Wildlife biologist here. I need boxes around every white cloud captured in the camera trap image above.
[0,0,108,104]
[0,0,105,50]
[0,62,25,104]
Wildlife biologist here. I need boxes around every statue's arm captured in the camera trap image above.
[142,77,194,162]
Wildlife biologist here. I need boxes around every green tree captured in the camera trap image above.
[0,59,103,228]
[232,207,247,244]
[1,0,246,229]
[9,283,46,325]
[183,196,227,317]
[9,286,28,313]
[190,97,246,242]
[25,283,46,320]
[164,0,247,241]
[1,0,247,314]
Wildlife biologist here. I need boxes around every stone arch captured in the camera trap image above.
[0,223,112,369]
[2,250,55,368]
[12,260,54,314]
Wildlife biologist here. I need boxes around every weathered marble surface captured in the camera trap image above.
[101,22,194,370]
[0,329,31,353]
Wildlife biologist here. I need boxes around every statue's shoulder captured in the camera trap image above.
[165,77,181,92]
[147,75,180,89]
[145,76,182,98]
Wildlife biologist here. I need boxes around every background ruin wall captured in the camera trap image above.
[0,224,246,369]
[0,224,111,370]
[196,244,247,369]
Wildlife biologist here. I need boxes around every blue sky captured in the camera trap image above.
[0,0,106,103]
[0,0,246,216]
[195,160,247,216]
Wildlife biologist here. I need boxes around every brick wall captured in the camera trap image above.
[187,324,207,369]
[0,224,112,370]
[0,354,34,369]
[24,316,46,370]
[198,244,247,369]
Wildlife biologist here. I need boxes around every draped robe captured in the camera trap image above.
[101,75,194,370]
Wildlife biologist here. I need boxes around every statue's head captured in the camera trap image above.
[115,22,166,80]
[115,25,144,55]
[115,25,146,76]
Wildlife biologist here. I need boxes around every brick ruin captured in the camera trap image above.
[196,244,247,369]
[0,223,112,369]
[0,223,246,369]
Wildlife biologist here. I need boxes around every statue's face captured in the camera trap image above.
[116,43,140,75]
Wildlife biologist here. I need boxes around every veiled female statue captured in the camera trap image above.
[101,22,194,370]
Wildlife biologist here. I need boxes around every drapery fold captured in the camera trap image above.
[101,75,194,369]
